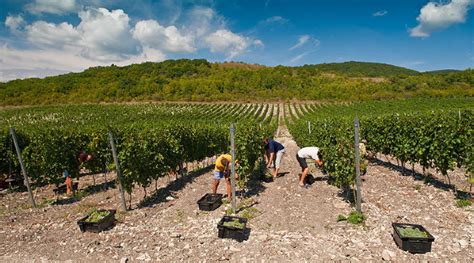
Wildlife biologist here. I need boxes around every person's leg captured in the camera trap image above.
[297,157,308,186]
[212,179,220,194]
[274,150,284,178]
[212,171,222,194]
[65,176,72,195]
[299,167,309,186]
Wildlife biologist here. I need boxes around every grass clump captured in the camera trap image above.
[456,199,472,207]
[240,207,260,220]
[337,211,366,224]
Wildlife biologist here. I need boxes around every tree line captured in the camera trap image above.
[0,59,472,105]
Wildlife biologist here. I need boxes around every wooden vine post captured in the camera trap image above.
[108,132,128,211]
[230,123,237,214]
[9,128,36,207]
[354,117,362,213]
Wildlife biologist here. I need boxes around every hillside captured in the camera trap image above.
[423,69,461,75]
[0,59,473,105]
[300,61,420,77]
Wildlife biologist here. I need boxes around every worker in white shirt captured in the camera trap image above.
[296,147,323,188]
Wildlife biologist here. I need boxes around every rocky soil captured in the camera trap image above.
[0,124,472,262]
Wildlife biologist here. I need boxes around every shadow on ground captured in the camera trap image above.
[137,166,213,209]
[244,160,269,199]
[369,157,469,198]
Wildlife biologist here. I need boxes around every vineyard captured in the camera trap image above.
[289,98,474,192]
[1,98,473,262]
[0,103,277,205]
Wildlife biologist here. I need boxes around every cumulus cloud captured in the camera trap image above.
[77,8,140,60]
[184,6,223,38]
[24,8,140,61]
[5,15,26,34]
[133,20,195,53]
[26,21,80,47]
[204,29,253,58]
[0,44,166,82]
[14,5,254,62]
[2,4,257,80]
[373,10,388,17]
[410,0,473,37]
[26,0,77,15]
[289,35,320,50]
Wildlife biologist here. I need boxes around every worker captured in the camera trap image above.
[264,138,285,178]
[296,147,323,188]
[212,154,239,199]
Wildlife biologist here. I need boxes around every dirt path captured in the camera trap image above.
[1,121,473,262]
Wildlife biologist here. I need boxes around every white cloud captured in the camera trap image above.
[77,8,140,60]
[0,43,101,81]
[0,44,166,82]
[290,35,310,50]
[253,39,264,47]
[26,21,80,47]
[5,15,26,34]
[289,35,320,51]
[262,16,289,25]
[25,8,140,61]
[26,0,77,15]
[204,29,258,59]
[289,51,312,64]
[410,0,473,37]
[184,6,223,38]
[133,20,195,53]
[2,5,257,80]
[373,10,388,17]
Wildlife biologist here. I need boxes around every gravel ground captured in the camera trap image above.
[0,125,472,262]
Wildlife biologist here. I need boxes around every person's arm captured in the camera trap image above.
[264,150,269,164]
[267,152,275,168]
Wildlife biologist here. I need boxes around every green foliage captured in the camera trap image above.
[396,226,428,238]
[0,59,472,106]
[240,207,260,220]
[222,218,245,229]
[290,98,474,189]
[337,214,346,221]
[337,211,366,224]
[455,199,472,207]
[0,103,274,199]
[300,61,419,77]
[84,209,111,223]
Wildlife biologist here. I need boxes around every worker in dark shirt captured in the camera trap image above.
[264,138,285,178]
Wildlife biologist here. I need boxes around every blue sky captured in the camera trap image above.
[0,0,473,81]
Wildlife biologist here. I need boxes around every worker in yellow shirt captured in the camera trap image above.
[212,154,239,199]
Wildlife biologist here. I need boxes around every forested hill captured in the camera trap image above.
[0,59,473,105]
[301,61,419,77]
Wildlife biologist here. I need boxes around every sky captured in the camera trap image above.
[0,0,473,81]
